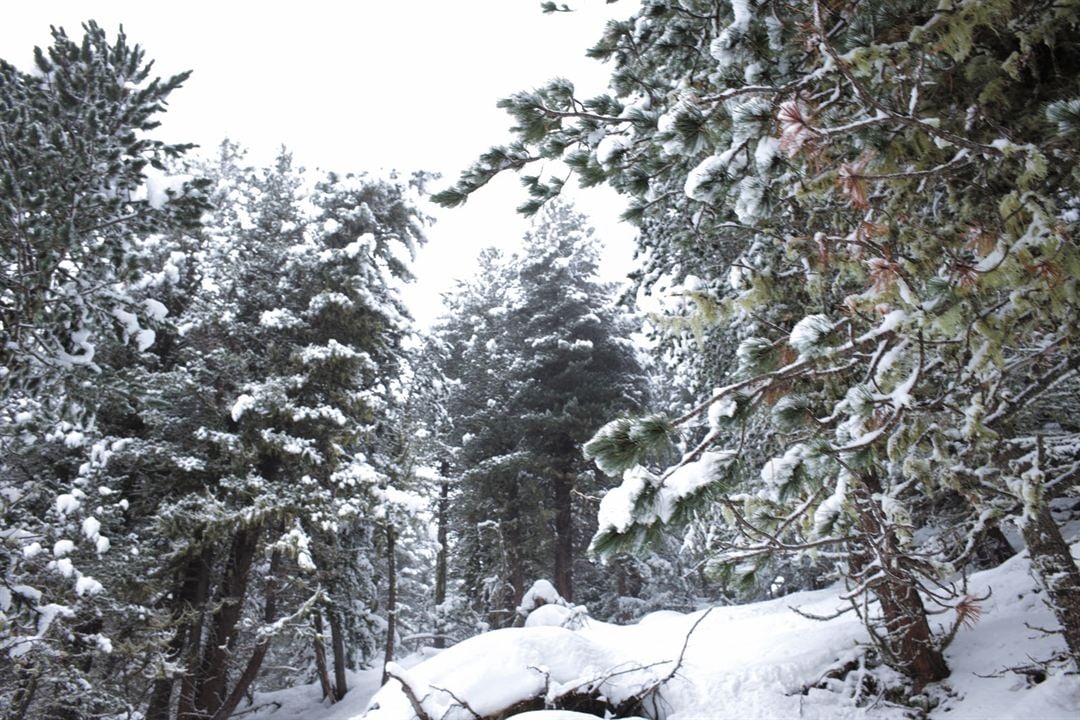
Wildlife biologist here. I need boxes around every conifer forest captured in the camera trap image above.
[3,2,1080,719]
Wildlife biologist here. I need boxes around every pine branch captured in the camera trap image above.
[985,353,1080,427]
[811,1,1003,157]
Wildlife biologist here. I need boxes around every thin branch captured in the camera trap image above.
[430,685,480,720]
[384,664,432,720]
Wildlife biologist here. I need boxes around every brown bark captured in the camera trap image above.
[328,608,349,701]
[208,548,282,720]
[175,548,214,720]
[147,550,212,720]
[434,474,449,649]
[553,472,574,602]
[500,480,526,629]
[382,523,398,686]
[1020,501,1080,669]
[850,472,949,689]
[507,527,526,626]
[313,612,335,701]
[190,526,260,718]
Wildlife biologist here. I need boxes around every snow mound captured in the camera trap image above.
[239,541,1080,720]
[524,604,577,628]
[363,626,642,720]
[517,579,561,614]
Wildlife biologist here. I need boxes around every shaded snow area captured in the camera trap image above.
[242,545,1080,720]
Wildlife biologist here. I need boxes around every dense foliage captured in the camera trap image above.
[0,21,434,715]
[438,0,1080,687]
[5,4,1080,717]
[433,202,651,628]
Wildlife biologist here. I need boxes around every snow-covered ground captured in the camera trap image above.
[242,544,1080,720]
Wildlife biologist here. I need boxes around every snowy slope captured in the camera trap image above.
[242,544,1080,720]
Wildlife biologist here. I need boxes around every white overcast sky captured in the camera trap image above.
[1,1,642,326]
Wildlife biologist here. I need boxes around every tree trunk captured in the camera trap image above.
[147,550,212,720]
[434,472,449,649]
[507,524,527,627]
[328,608,349,701]
[175,547,214,720]
[190,526,260,718]
[502,480,527,628]
[208,549,282,720]
[851,472,949,689]
[313,612,335,701]
[553,472,574,602]
[971,523,1015,570]
[1020,501,1080,668]
[382,523,398,685]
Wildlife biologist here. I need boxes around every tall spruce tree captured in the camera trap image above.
[435,203,647,625]
[436,0,1080,685]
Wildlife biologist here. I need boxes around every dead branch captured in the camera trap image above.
[789,602,860,622]
[384,663,432,720]
[430,685,480,720]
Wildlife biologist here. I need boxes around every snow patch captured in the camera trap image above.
[231,393,257,421]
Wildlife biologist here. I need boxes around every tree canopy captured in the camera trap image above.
[437,0,1080,684]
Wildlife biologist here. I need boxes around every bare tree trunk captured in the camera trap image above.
[507,521,526,627]
[313,612,335,701]
[382,523,398,685]
[190,526,260,718]
[175,548,214,720]
[434,472,449,649]
[208,549,283,720]
[1020,501,1080,668]
[553,472,574,602]
[501,480,526,628]
[851,472,949,689]
[147,550,212,720]
[328,608,349,701]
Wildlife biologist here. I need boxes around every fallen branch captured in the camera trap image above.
[789,602,860,622]
[625,607,716,717]
[384,662,432,720]
[430,685,480,720]
[230,701,281,717]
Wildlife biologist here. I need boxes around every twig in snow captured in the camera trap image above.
[972,651,1070,683]
[384,663,432,720]
[1024,621,1061,636]
[230,701,281,717]
[629,607,716,717]
[430,685,480,719]
[789,602,860,621]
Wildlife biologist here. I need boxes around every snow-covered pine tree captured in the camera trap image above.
[0,22,208,717]
[0,21,207,401]
[435,0,1080,685]
[60,146,433,719]
[434,203,648,626]
[435,248,543,628]
[368,357,448,684]
[508,202,649,604]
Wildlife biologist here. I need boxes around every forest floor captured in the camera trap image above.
[242,538,1080,720]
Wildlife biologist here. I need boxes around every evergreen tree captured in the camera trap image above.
[435,203,648,625]
[3,143,431,719]
[438,247,542,628]
[0,23,207,718]
[436,0,1080,686]
[151,152,426,719]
